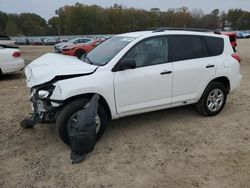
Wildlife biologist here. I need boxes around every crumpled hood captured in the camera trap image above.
[25,53,98,87]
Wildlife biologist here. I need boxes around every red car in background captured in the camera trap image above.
[62,39,105,58]
[221,32,237,52]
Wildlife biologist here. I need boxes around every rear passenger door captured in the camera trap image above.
[170,35,223,104]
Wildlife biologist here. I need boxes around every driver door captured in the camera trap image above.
[113,36,173,116]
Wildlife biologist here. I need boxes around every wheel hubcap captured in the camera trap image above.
[68,112,101,133]
[207,89,224,112]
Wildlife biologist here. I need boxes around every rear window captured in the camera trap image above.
[204,36,224,56]
[170,35,224,62]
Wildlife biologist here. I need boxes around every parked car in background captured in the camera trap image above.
[59,38,68,43]
[30,38,43,45]
[54,37,93,53]
[15,38,30,45]
[0,35,15,45]
[43,37,58,45]
[23,29,241,144]
[62,39,105,58]
[236,31,250,39]
[0,45,25,74]
[221,32,237,52]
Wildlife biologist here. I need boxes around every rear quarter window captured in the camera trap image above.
[203,36,224,56]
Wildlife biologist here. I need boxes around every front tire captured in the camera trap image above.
[196,81,227,116]
[74,50,85,59]
[56,98,107,145]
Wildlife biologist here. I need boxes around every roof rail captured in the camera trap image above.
[152,27,221,34]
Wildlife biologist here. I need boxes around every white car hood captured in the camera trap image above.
[25,53,98,87]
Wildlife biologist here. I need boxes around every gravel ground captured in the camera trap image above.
[0,41,250,188]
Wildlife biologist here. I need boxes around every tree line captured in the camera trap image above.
[0,3,250,36]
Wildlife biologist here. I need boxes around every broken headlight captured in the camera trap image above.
[32,84,55,100]
[38,90,49,98]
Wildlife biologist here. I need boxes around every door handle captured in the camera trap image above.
[206,64,215,68]
[160,70,172,75]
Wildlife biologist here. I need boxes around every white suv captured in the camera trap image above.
[22,29,242,144]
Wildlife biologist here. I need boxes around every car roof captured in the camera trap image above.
[73,37,93,40]
[117,30,225,39]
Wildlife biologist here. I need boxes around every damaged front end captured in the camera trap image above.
[21,53,98,128]
[20,83,57,128]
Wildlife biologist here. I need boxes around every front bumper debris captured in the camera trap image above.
[20,88,54,128]
[20,113,41,128]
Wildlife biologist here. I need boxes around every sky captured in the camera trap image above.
[0,0,250,20]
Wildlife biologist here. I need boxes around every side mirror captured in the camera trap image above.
[119,58,136,70]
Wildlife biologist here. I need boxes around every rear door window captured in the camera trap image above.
[170,35,206,62]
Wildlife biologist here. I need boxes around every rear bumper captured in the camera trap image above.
[230,74,242,92]
[0,59,25,74]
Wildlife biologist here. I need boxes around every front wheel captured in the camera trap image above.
[196,82,227,116]
[74,50,85,59]
[56,98,108,145]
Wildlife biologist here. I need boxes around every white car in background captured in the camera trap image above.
[0,45,25,74]
[0,35,16,45]
[54,37,93,53]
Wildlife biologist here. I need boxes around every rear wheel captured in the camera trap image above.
[56,98,107,145]
[74,50,85,59]
[196,82,227,116]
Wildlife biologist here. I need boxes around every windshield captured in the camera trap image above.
[85,36,135,66]
[68,38,80,43]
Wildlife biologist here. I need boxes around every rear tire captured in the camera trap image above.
[56,98,107,145]
[196,81,227,116]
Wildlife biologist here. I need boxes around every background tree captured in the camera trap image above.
[237,11,250,30]
[0,4,250,36]
[19,13,48,35]
[227,9,244,30]
[0,11,8,34]
[5,15,22,35]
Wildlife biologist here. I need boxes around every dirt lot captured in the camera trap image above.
[0,41,250,188]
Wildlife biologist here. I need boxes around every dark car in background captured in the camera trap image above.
[30,38,43,45]
[15,38,30,45]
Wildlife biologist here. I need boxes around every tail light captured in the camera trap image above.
[232,53,241,63]
[12,51,21,58]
